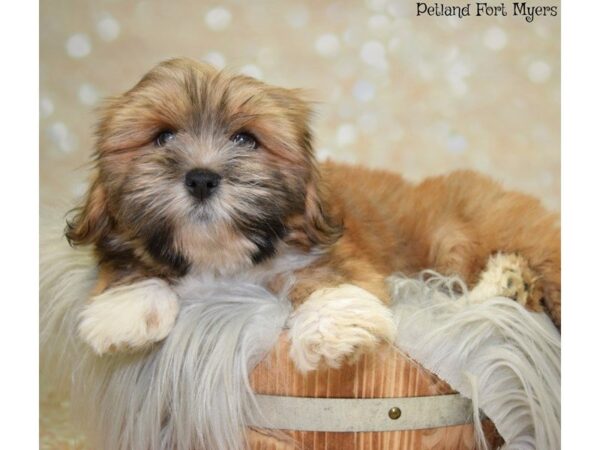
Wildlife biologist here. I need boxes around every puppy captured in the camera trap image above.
[66,58,560,370]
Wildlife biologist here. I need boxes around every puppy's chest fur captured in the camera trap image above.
[175,222,260,275]
[173,245,321,296]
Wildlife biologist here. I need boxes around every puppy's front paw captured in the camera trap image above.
[288,284,396,372]
[470,253,543,310]
[78,278,179,355]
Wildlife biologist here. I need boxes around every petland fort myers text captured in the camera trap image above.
[416,2,558,22]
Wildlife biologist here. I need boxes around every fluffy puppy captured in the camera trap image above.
[66,58,560,369]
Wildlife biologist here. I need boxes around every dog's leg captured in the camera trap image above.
[469,253,544,310]
[78,277,179,355]
[288,268,396,372]
[471,188,560,327]
[418,171,561,327]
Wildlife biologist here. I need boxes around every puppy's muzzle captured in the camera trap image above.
[185,168,221,202]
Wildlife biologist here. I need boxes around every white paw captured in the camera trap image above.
[288,284,396,372]
[78,278,179,355]
[470,253,536,305]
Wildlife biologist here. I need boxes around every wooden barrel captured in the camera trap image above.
[248,335,501,449]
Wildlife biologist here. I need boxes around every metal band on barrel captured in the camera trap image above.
[248,394,477,432]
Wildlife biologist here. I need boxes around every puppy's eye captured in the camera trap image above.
[155,130,176,147]
[231,132,258,149]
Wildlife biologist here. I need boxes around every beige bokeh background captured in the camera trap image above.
[40,0,560,447]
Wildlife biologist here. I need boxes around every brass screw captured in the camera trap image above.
[388,406,402,420]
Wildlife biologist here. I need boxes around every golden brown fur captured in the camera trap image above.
[289,163,560,326]
[67,58,560,358]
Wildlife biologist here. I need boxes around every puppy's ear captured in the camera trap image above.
[278,89,343,249]
[65,174,111,247]
[302,177,343,249]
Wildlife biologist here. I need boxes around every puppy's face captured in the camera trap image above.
[67,58,338,277]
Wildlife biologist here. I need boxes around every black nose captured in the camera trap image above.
[185,169,222,201]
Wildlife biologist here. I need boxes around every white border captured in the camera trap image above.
[0,0,594,448]
[0,1,39,448]
[562,1,600,448]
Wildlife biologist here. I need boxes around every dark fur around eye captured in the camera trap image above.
[155,130,176,147]
[230,131,258,149]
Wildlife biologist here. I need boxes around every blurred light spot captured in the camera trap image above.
[366,0,388,12]
[40,97,54,118]
[96,14,120,42]
[205,7,231,31]
[336,123,357,146]
[446,16,461,28]
[446,133,468,154]
[66,34,91,58]
[360,40,388,70]
[240,64,263,80]
[483,26,507,51]
[78,83,99,106]
[388,37,401,52]
[535,24,550,39]
[203,51,226,69]
[353,80,376,102]
[358,113,378,133]
[387,0,411,17]
[446,61,471,96]
[71,181,88,198]
[316,147,333,161]
[528,60,551,83]
[368,15,391,35]
[48,122,68,144]
[285,5,309,28]
[315,33,340,57]
[444,46,460,62]
[541,171,554,187]
[532,124,551,143]
[448,61,471,79]
[47,122,76,153]
[450,80,468,96]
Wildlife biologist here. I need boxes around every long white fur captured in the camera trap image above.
[40,217,98,392]
[41,216,560,450]
[40,216,291,450]
[389,273,561,450]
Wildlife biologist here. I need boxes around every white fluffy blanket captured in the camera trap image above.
[389,274,560,450]
[40,222,560,450]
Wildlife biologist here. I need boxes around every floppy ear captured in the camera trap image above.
[302,175,343,249]
[279,90,343,249]
[65,174,111,247]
